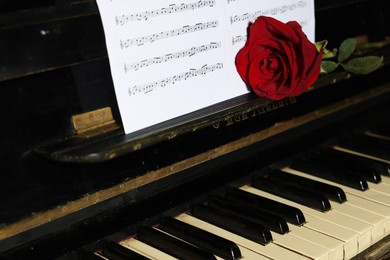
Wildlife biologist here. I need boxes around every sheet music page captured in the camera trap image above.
[225,0,316,93]
[96,0,315,134]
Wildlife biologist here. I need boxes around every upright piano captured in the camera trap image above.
[0,1,389,259]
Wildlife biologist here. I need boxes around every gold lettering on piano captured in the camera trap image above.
[213,97,297,129]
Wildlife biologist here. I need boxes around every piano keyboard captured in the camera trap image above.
[80,127,390,260]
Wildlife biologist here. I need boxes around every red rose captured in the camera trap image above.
[235,16,323,100]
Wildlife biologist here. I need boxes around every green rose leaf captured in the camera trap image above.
[338,38,357,63]
[315,40,328,52]
[341,56,384,75]
[321,60,339,74]
[322,48,338,59]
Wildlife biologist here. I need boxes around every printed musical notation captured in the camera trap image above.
[125,42,221,72]
[96,0,315,134]
[115,0,216,25]
[129,63,224,97]
[230,1,306,24]
[120,21,219,48]
[232,35,247,46]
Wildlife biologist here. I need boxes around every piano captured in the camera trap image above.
[0,0,389,259]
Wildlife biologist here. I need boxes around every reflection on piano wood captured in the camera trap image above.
[78,123,390,260]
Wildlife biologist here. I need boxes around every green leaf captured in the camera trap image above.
[320,60,339,74]
[341,56,384,75]
[338,38,357,62]
[315,40,328,52]
[322,48,338,59]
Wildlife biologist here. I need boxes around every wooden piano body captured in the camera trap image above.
[0,0,389,259]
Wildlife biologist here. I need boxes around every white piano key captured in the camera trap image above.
[271,230,330,260]
[152,227,228,260]
[240,185,359,259]
[346,188,390,207]
[231,246,272,259]
[176,213,310,260]
[120,237,178,260]
[241,185,372,252]
[92,252,109,260]
[367,181,390,196]
[380,176,390,185]
[331,200,386,243]
[288,224,344,260]
[222,244,273,259]
[365,130,390,141]
[346,194,390,236]
[281,168,390,239]
[282,167,390,208]
[334,146,390,164]
[282,167,390,236]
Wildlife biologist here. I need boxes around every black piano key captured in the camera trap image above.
[225,187,306,226]
[359,132,390,149]
[366,124,390,139]
[159,216,242,260]
[322,147,390,176]
[266,169,347,203]
[307,149,382,183]
[252,175,331,212]
[78,250,106,260]
[290,158,369,191]
[191,203,273,245]
[336,133,390,161]
[364,126,390,140]
[208,195,289,234]
[137,226,216,260]
[102,241,150,260]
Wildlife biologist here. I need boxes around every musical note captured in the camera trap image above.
[120,21,219,48]
[96,0,316,133]
[124,42,221,72]
[232,35,247,45]
[230,1,306,24]
[128,63,224,97]
[115,0,216,25]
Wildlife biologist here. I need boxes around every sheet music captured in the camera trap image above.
[96,0,315,134]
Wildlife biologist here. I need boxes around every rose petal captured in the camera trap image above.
[235,16,323,100]
[235,46,251,84]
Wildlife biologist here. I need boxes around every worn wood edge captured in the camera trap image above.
[37,56,390,163]
[1,82,389,241]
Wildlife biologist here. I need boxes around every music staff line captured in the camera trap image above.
[120,21,219,48]
[115,0,216,25]
[231,19,307,46]
[128,63,224,97]
[230,1,307,24]
[232,35,247,46]
[125,42,221,72]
